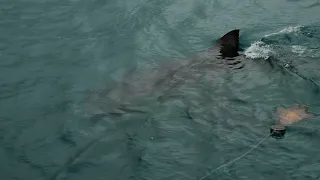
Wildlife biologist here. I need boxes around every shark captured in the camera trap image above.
[84,29,252,117]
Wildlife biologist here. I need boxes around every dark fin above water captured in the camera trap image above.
[216,29,240,58]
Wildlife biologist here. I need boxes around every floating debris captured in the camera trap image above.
[276,104,314,126]
[270,124,286,139]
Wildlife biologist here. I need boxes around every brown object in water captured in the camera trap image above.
[276,104,314,126]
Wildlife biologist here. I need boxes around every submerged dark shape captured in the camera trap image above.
[85,29,244,116]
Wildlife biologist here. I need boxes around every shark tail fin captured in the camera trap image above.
[216,29,240,58]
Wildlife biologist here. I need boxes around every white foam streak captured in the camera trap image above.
[245,25,305,59]
[292,45,307,55]
[264,25,302,37]
[244,41,272,59]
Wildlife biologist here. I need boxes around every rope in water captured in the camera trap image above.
[197,133,273,180]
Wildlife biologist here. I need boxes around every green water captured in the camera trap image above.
[1,0,320,180]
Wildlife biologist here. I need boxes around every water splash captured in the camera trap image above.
[244,25,305,59]
[244,41,273,59]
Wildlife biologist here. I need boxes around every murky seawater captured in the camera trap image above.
[1,0,320,180]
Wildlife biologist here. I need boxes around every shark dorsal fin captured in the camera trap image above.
[216,29,240,58]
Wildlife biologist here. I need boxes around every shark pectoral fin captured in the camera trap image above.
[216,29,240,58]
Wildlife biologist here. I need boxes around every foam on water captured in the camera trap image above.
[264,25,303,37]
[244,41,273,59]
[244,26,304,59]
[292,45,307,56]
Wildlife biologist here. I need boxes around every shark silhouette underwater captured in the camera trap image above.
[84,29,267,117]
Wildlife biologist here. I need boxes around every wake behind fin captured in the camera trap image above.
[215,29,240,58]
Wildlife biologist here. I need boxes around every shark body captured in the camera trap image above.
[85,29,248,117]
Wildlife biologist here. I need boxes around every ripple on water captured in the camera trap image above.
[2,0,320,179]
[136,24,187,64]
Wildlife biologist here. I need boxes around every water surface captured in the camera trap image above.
[1,0,320,180]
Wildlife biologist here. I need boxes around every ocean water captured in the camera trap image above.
[1,0,320,180]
